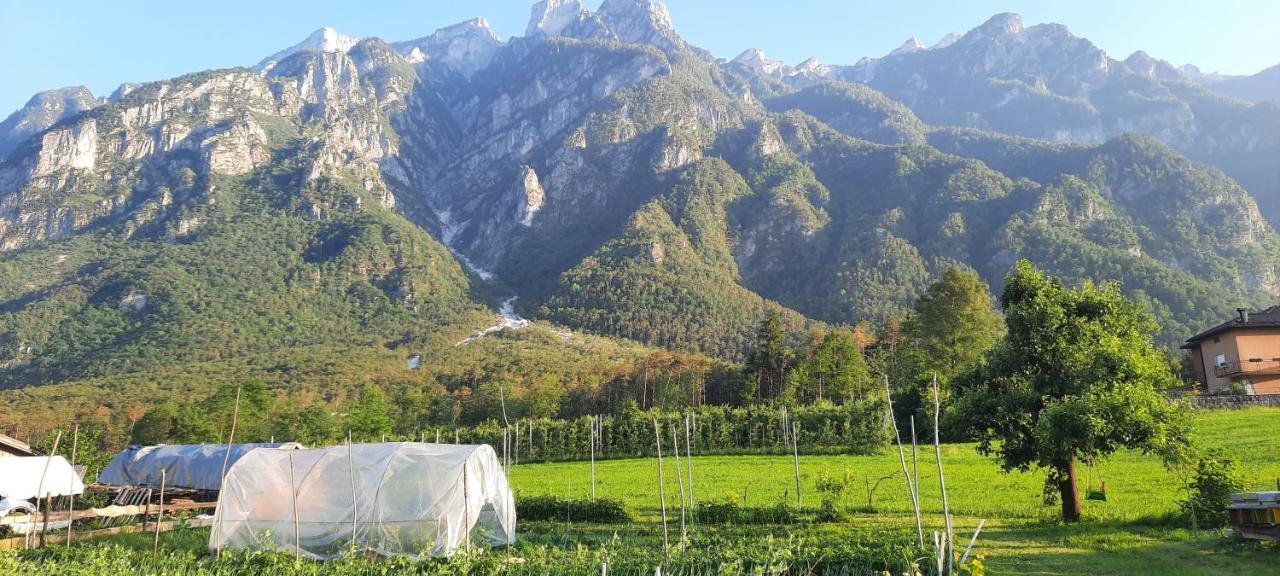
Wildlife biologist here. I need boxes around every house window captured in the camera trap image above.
[1214,354,1227,368]
[1213,335,1220,343]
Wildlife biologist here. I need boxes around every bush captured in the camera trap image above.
[516,495,631,523]
[1181,448,1246,528]
[695,500,798,524]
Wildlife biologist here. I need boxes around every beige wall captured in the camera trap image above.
[1193,327,1280,393]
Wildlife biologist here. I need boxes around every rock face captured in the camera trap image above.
[0,86,100,160]
[1,1,1279,368]
[516,166,545,226]
[392,18,503,79]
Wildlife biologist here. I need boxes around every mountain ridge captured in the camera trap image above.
[0,1,1276,402]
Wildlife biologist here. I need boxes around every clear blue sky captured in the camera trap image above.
[2,0,1277,115]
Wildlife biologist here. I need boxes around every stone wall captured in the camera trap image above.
[1190,394,1280,409]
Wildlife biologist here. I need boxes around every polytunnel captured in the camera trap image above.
[209,443,515,559]
[98,443,303,491]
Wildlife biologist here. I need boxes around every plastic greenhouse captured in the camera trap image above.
[209,443,516,559]
[0,456,84,500]
[98,443,303,491]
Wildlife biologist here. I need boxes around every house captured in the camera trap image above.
[0,433,38,457]
[1183,306,1280,395]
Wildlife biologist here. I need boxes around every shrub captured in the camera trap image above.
[1181,448,1245,528]
[516,495,630,523]
[695,500,798,524]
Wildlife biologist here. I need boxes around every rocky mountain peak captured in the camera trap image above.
[889,37,925,56]
[596,0,683,53]
[527,0,586,37]
[795,57,831,76]
[1124,50,1183,81]
[931,32,961,49]
[0,86,99,160]
[392,17,503,78]
[256,27,362,72]
[732,48,789,76]
[973,12,1024,37]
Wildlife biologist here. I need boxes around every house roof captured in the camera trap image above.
[0,433,38,457]
[1183,305,1280,348]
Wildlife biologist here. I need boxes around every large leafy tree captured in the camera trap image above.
[955,260,1189,522]
[789,328,872,404]
[903,267,1004,378]
[745,309,793,402]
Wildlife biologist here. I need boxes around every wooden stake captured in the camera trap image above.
[66,423,78,548]
[213,386,241,557]
[791,421,802,508]
[653,417,669,561]
[959,519,986,567]
[152,469,165,557]
[347,431,357,550]
[910,416,920,507]
[932,373,954,574]
[589,417,597,501]
[462,459,471,553]
[289,451,300,563]
[30,430,61,549]
[684,413,695,516]
[671,424,687,545]
[885,375,924,547]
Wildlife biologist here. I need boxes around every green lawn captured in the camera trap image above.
[4,407,1277,575]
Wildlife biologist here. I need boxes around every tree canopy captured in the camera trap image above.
[954,260,1189,521]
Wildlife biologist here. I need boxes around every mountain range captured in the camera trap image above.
[1,0,1278,412]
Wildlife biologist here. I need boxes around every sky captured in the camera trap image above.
[2,0,1277,115]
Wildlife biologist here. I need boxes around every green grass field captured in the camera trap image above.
[508,407,1280,575]
[4,407,1278,575]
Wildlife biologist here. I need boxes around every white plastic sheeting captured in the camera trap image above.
[98,443,303,491]
[209,443,515,559]
[0,456,84,500]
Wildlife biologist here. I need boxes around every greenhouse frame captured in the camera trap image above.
[209,442,515,559]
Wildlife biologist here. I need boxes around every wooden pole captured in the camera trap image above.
[289,451,300,564]
[791,421,803,508]
[152,469,165,557]
[66,423,78,548]
[590,416,597,501]
[885,375,924,547]
[684,413,695,516]
[462,459,471,553]
[932,374,954,574]
[653,417,669,561]
[30,430,61,550]
[213,386,241,557]
[347,431,357,550]
[672,424,686,545]
[910,416,920,507]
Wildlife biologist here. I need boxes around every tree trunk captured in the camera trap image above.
[1058,457,1082,522]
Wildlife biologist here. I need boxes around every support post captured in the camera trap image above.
[289,451,300,563]
[933,374,954,573]
[791,420,802,508]
[885,375,924,547]
[653,417,669,561]
[672,424,686,545]
[684,413,695,514]
[213,386,241,557]
[66,423,78,548]
[590,416,597,501]
[152,468,165,557]
[347,431,357,550]
[30,430,61,550]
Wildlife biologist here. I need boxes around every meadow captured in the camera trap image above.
[3,407,1278,575]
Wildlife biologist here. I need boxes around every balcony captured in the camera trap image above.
[1213,358,1280,378]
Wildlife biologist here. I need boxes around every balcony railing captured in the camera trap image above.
[1213,358,1280,378]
